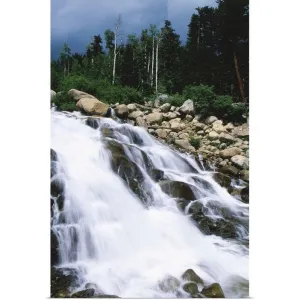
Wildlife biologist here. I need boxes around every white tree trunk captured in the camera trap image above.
[155,38,159,95]
[151,36,155,87]
[112,15,121,85]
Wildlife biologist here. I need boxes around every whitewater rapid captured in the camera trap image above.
[51,111,249,298]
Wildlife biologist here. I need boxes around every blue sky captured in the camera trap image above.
[51,0,216,59]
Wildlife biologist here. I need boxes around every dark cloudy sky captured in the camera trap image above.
[51,0,216,59]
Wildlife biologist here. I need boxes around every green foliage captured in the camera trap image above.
[189,136,201,149]
[226,103,247,123]
[59,75,97,96]
[212,95,233,118]
[169,93,185,107]
[183,84,216,116]
[52,92,78,111]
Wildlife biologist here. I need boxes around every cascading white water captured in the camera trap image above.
[51,111,249,298]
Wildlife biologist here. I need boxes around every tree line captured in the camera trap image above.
[51,0,249,119]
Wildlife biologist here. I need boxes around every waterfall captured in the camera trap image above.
[51,111,249,298]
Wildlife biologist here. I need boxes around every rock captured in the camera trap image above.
[213,173,232,191]
[128,110,144,120]
[71,289,96,298]
[51,230,59,266]
[175,139,195,152]
[210,139,221,146]
[158,276,180,293]
[155,128,170,139]
[68,89,96,101]
[179,99,195,115]
[240,186,249,203]
[154,94,169,107]
[183,282,199,296]
[182,269,204,285]
[115,104,129,119]
[233,123,249,139]
[169,132,178,139]
[170,106,176,112]
[76,98,109,116]
[136,116,147,128]
[208,131,219,140]
[127,103,136,112]
[92,295,120,298]
[159,180,196,201]
[219,166,239,177]
[201,283,225,298]
[231,155,249,169]
[178,132,190,140]
[218,160,227,167]
[246,149,249,157]
[212,120,227,133]
[185,114,193,122]
[160,103,171,112]
[170,118,185,132]
[195,123,206,130]
[51,90,56,102]
[220,147,241,158]
[163,112,178,120]
[219,132,235,143]
[145,112,163,125]
[162,121,170,128]
[239,169,249,182]
[205,116,218,124]
[225,123,235,131]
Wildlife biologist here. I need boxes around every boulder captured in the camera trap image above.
[68,89,96,101]
[219,132,235,143]
[219,166,239,177]
[170,106,176,112]
[163,112,178,120]
[127,103,136,112]
[155,128,170,139]
[201,283,225,298]
[128,110,144,119]
[181,269,204,285]
[208,131,219,140]
[76,98,109,116]
[212,120,227,133]
[179,99,195,115]
[239,169,249,182]
[233,123,249,139]
[136,116,147,128]
[70,289,96,298]
[175,139,195,152]
[170,118,185,132]
[195,123,206,130]
[231,155,249,169]
[178,132,190,140]
[220,147,241,158]
[145,112,163,125]
[159,180,196,201]
[182,282,199,296]
[160,103,171,112]
[162,121,171,128]
[115,104,129,119]
[154,94,169,107]
[158,276,180,293]
[185,114,193,122]
[205,116,218,124]
[225,123,235,131]
[240,186,249,203]
[51,230,59,266]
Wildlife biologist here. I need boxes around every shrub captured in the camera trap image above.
[169,93,185,107]
[212,95,233,118]
[52,91,78,111]
[189,136,201,149]
[59,75,97,96]
[226,103,247,123]
[183,84,216,116]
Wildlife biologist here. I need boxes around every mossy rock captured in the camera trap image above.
[86,117,101,129]
[201,283,225,298]
[70,288,96,298]
[51,178,64,198]
[159,180,196,201]
[182,282,199,296]
[51,267,79,298]
[158,275,180,293]
[213,172,232,192]
[240,186,249,203]
[51,230,59,266]
[181,269,204,285]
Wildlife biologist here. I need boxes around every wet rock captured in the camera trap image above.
[240,186,249,203]
[219,165,239,177]
[70,289,96,298]
[182,282,199,296]
[239,169,249,182]
[51,267,79,298]
[213,172,232,191]
[86,117,101,129]
[159,180,197,201]
[92,295,120,298]
[51,149,58,177]
[158,275,180,293]
[182,269,204,285]
[201,283,225,298]
[51,230,59,266]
